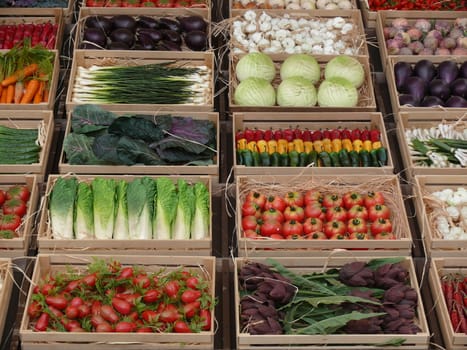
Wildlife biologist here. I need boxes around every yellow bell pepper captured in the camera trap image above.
[256,140,268,154]
[331,139,342,152]
[342,138,352,152]
[372,141,382,150]
[293,139,304,153]
[288,141,295,153]
[237,138,247,151]
[247,141,258,153]
[323,140,333,153]
[313,140,324,153]
[277,139,288,154]
[363,140,372,152]
[304,141,314,154]
[352,139,363,152]
[267,140,278,155]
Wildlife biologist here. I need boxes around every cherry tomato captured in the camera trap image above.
[174,320,192,333]
[199,309,211,331]
[181,289,202,304]
[100,305,119,323]
[143,289,161,303]
[111,297,132,315]
[45,295,68,310]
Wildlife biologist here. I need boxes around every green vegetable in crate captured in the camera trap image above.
[49,177,78,239]
[127,177,155,240]
[153,178,178,240]
[74,182,94,240]
[172,179,195,240]
[113,180,129,240]
[191,182,210,239]
[0,125,41,164]
[92,178,116,240]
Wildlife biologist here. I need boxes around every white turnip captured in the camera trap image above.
[414,19,431,32]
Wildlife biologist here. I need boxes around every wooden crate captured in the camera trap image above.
[80,0,210,11]
[58,109,219,177]
[235,175,412,257]
[358,0,377,28]
[0,3,75,24]
[395,110,466,180]
[376,11,466,73]
[37,174,212,255]
[20,254,216,349]
[65,50,214,112]
[0,110,54,178]
[74,7,211,51]
[413,175,467,257]
[0,175,39,258]
[386,55,467,113]
[0,258,13,343]
[0,9,64,51]
[229,54,376,112]
[229,0,357,12]
[229,10,367,56]
[428,258,467,350]
[232,112,394,175]
[0,49,60,111]
[234,256,430,349]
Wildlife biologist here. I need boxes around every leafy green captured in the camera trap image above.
[153,178,178,239]
[117,136,165,166]
[92,134,121,164]
[127,177,156,239]
[191,182,210,239]
[172,179,195,240]
[49,177,78,239]
[113,180,129,240]
[91,178,116,239]
[74,182,94,239]
[71,104,116,134]
[291,312,385,335]
[169,116,215,145]
[154,137,213,161]
[63,134,103,165]
[108,116,164,143]
[284,295,381,308]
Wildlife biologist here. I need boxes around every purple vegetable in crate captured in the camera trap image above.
[429,79,451,100]
[460,62,467,78]
[403,76,427,102]
[112,15,136,32]
[435,20,452,36]
[399,94,419,106]
[339,261,375,287]
[83,28,107,48]
[391,18,409,31]
[438,61,459,84]
[85,16,112,34]
[374,263,408,288]
[394,61,413,90]
[407,28,422,41]
[445,96,467,107]
[408,41,424,54]
[414,60,436,82]
[414,18,431,33]
[450,78,467,98]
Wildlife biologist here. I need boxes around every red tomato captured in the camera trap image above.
[0,214,21,231]
[141,310,159,322]
[137,327,153,333]
[282,220,303,238]
[304,203,326,220]
[322,194,343,208]
[349,232,369,240]
[264,195,287,212]
[100,305,120,323]
[34,313,49,331]
[259,220,282,237]
[112,297,132,315]
[64,280,81,293]
[243,229,259,239]
[347,205,369,220]
[154,0,174,7]
[283,191,304,207]
[364,191,385,207]
[199,309,211,330]
[374,232,396,240]
[81,273,97,288]
[306,231,327,240]
[347,218,368,234]
[164,280,181,298]
[40,283,55,296]
[181,289,202,304]
[186,276,199,290]
[270,233,285,240]
[368,204,391,221]
[133,274,151,288]
[45,295,68,310]
[261,208,284,223]
[27,301,42,319]
[143,289,161,303]
[69,297,84,308]
[303,189,322,205]
[323,220,346,238]
[65,305,80,319]
[91,314,106,328]
[6,185,30,202]
[48,305,64,318]
[325,206,348,222]
[342,192,364,210]
[174,320,192,333]
[159,304,181,323]
[3,198,27,217]
[117,267,134,280]
[329,232,347,240]
[0,190,5,206]
[115,321,136,333]
[241,215,259,231]
[370,218,393,235]
[78,304,91,318]
[283,206,305,222]
[183,300,200,318]
[303,217,323,235]
[117,292,141,305]
[91,300,102,316]
[241,201,261,218]
[64,319,81,332]
[245,191,267,210]
[95,322,114,332]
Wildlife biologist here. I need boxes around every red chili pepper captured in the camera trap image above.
[462,291,467,308]
[370,129,381,142]
[322,129,331,140]
[244,128,255,142]
[235,130,244,142]
[443,276,454,310]
[451,306,460,332]
[311,130,322,141]
[360,128,370,141]
[351,128,361,142]
[283,127,294,142]
[264,128,273,141]
[274,129,283,141]
[453,291,467,334]
[254,128,264,142]
[302,128,312,142]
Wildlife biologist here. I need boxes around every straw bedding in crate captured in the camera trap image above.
[0,258,13,343]
[235,175,412,256]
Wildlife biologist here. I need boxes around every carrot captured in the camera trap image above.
[14,81,24,104]
[0,86,6,103]
[33,81,45,104]
[20,79,40,104]
[42,85,49,103]
[5,84,14,103]
[1,63,39,87]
